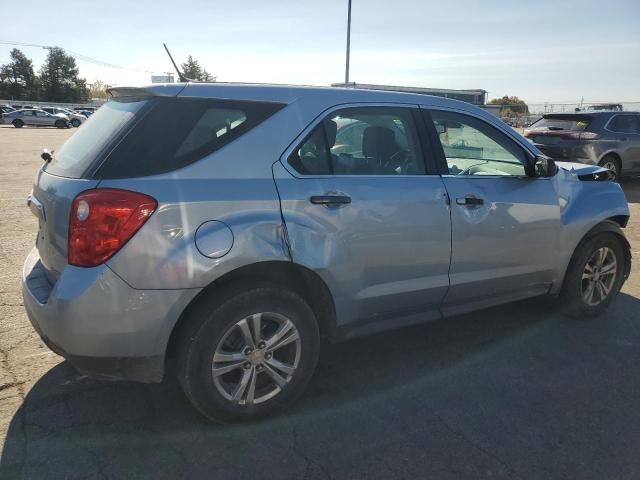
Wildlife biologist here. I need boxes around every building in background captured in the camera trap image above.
[331,82,487,106]
[151,74,175,83]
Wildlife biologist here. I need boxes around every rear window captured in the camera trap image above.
[531,116,591,131]
[46,97,284,179]
[94,97,284,179]
[45,98,148,178]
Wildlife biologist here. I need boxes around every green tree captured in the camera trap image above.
[39,47,89,103]
[89,79,109,99]
[0,48,37,100]
[180,55,215,81]
[488,96,529,118]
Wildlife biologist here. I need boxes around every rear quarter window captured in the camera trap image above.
[94,97,284,179]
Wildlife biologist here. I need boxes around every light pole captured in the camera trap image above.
[345,0,352,85]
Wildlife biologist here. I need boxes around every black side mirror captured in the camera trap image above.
[530,154,557,177]
[41,148,54,163]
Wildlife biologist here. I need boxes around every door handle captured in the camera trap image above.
[456,196,484,206]
[310,195,352,206]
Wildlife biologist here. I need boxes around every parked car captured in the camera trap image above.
[1,105,15,114]
[524,112,640,180]
[41,107,85,127]
[23,84,631,423]
[73,106,96,114]
[1,108,69,128]
[76,109,93,118]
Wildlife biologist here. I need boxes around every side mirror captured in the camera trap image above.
[530,154,557,177]
[41,148,54,163]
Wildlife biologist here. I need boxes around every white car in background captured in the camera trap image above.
[41,107,86,127]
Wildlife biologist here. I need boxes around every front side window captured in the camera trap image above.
[430,111,527,177]
[288,107,425,175]
[607,115,640,134]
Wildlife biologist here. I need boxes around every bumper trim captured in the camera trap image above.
[41,334,164,383]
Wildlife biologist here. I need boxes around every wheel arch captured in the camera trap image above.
[165,260,337,364]
[559,219,631,293]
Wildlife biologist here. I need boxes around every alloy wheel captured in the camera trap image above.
[581,247,617,306]
[212,312,301,406]
[600,160,618,180]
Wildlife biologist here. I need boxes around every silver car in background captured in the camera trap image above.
[41,107,86,127]
[22,84,631,422]
[2,108,70,128]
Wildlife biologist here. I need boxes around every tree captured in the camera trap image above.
[180,55,215,81]
[89,80,109,99]
[488,96,529,118]
[0,48,37,100]
[39,47,89,103]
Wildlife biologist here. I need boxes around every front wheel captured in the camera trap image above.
[176,287,320,423]
[70,118,81,128]
[12,119,23,128]
[598,155,620,182]
[54,119,67,129]
[560,232,627,317]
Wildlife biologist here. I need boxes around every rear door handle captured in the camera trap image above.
[456,196,484,206]
[310,195,352,205]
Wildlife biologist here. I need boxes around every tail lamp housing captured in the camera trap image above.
[68,188,157,267]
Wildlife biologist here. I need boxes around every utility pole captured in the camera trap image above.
[345,0,352,85]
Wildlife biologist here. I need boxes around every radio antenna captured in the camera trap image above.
[163,43,194,82]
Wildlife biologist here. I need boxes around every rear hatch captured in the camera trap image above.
[524,115,595,157]
[30,96,152,284]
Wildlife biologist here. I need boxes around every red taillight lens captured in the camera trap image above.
[68,188,157,267]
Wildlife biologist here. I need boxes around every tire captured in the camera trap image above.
[559,232,627,318]
[598,155,621,182]
[12,119,23,128]
[70,118,81,128]
[176,286,320,423]
[55,119,67,129]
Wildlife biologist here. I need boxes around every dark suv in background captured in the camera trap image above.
[524,112,640,180]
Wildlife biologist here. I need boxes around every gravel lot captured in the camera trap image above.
[1,125,639,479]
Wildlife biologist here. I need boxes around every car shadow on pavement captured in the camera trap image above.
[2,294,640,479]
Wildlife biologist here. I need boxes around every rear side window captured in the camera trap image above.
[288,107,425,175]
[607,115,640,134]
[95,97,284,179]
[532,116,591,131]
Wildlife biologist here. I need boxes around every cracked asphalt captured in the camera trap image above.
[1,126,640,479]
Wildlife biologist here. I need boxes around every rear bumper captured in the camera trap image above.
[22,247,199,382]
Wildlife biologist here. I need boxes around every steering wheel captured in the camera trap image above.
[384,150,410,173]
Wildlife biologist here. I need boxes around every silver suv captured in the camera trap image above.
[22,84,631,422]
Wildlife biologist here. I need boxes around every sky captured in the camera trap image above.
[1,0,639,104]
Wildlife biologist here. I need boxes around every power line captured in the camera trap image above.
[0,40,168,75]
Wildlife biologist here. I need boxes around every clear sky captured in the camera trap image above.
[1,0,639,103]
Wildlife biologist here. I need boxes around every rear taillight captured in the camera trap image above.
[68,188,157,267]
[559,131,600,140]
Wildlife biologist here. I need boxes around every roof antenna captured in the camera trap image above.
[163,43,194,82]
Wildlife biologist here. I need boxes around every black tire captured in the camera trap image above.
[55,119,67,129]
[598,155,621,182]
[12,119,23,128]
[70,118,81,128]
[176,286,320,423]
[559,232,627,318]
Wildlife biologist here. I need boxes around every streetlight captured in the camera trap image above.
[345,0,352,85]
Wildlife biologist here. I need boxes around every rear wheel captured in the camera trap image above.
[560,232,626,317]
[12,119,23,128]
[54,119,67,129]
[176,286,320,423]
[598,155,620,181]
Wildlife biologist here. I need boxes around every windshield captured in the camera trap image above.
[44,98,149,178]
[531,117,591,131]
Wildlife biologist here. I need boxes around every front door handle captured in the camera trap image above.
[310,195,352,206]
[456,196,484,206]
